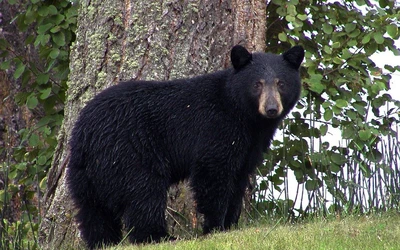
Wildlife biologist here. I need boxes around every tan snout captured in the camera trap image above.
[258,81,283,118]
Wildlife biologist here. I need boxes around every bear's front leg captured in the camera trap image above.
[224,176,249,230]
[190,167,234,234]
[194,187,230,234]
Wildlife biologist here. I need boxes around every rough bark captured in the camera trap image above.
[39,0,266,248]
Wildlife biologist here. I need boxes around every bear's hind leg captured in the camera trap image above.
[76,201,123,249]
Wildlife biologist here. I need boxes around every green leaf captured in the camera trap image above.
[47,5,58,15]
[372,97,385,109]
[25,34,36,45]
[21,70,31,87]
[335,99,348,109]
[297,14,308,21]
[348,39,357,47]
[13,62,26,79]
[290,159,302,169]
[40,177,47,190]
[287,4,297,16]
[342,126,356,139]
[0,190,8,203]
[308,74,324,94]
[349,29,361,38]
[345,23,356,33]
[36,117,52,128]
[0,60,10,70]
[322,101,331,109]
[367,148,383,162]
[24,8,36,25]
[323,23,333,34]
[361,34,371,44]
[43,59,55,73]
[305,180,319,191]
[330,153,347,165]
[40,88,52,100]
[379,0,388,8]
[327,88,338,96]
[50,26,61,33]
[346,110,357,120]
[52,32,65,46]
[324,109,333,121]
[354,104,366,116]
[26,95,38,109]
[386,24,398,38]
[332,42,341,49]
[332,106,342,115]
[285,15,295,22]
[309,82,325,94]
[293,169,304,182]
[369,81,385,95]
[49,48,60,59]
[37,73,50,85]
[15,163,27,170]
[330,164,341,173]
[278,32,287,42]
[341,49,352,59]
[333,56,343,64]
[323,45,332,54]
[0,38,10,49]
[38,23,53,34]
[42,126,51,135]
[293,19,303,28]
[320,124,328,136]
[34,34,51,46]
[50,14,65,25]
[259,180,268,191]
[373,32,384,44]
[37,155,47,165]
[15,92,30,105]
[8,170,18,179]
[38,6,50,17]
[29,133,40,147]
[359,129,372,141]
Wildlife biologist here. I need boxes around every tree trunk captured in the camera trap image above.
[39,0,266,248]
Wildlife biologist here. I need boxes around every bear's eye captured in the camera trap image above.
[277,81,285,88]
[254,81,262,90]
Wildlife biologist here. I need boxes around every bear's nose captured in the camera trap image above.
[266,108,278,118]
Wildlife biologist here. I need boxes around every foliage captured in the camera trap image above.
[254,0,400,218]
[0,1,77,249]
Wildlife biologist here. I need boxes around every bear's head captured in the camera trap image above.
[230,45,304,120]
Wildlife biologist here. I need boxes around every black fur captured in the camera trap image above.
[66,45,304,249]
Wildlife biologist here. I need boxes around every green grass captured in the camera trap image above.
[109,213,400,250]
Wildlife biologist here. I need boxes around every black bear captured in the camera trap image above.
[66,45,304,249]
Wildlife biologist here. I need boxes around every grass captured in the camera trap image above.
[109,213,400,250]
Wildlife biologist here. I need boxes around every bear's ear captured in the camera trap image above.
[231,45,252,70]
[282,45,304,69]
